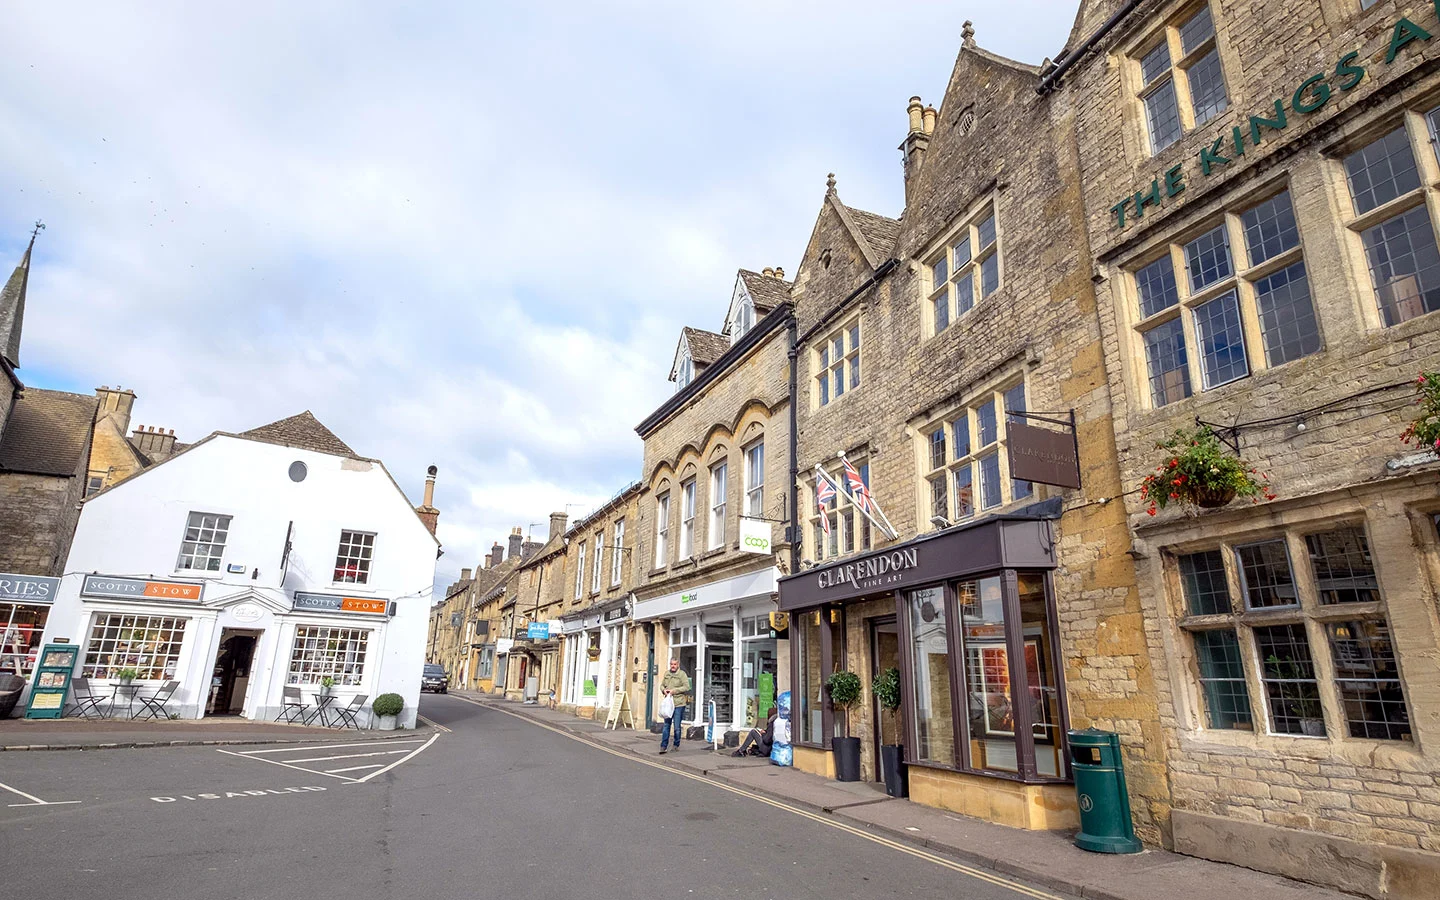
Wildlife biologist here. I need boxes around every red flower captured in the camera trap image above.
[1169,459,1179,469]
[1146,507,1157,516]
[1169,492,1180,499]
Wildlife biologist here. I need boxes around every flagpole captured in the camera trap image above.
[831,454,899,540]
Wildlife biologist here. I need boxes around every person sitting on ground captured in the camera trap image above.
[733,707,778,757]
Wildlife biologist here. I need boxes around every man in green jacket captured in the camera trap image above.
[659,657,692,754]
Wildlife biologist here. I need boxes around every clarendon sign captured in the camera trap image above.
[816,548,919,592]
[1112,11,1438,229]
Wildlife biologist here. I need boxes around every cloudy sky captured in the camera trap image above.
[0,2,1078,595]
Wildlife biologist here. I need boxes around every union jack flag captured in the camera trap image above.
[842,457,871,514]
[816,473,837,534]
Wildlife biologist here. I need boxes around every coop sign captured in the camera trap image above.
[1112,12,1438,229]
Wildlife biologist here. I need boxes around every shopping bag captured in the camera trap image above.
[659,693,675,719]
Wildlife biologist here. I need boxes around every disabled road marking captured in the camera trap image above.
[239,739,425,755]
[282,749,412,764]
[152,786,327,803]
[218,733,440,784]
[1,778,81,808]
[326,764,384,774]
[216,748,363,782]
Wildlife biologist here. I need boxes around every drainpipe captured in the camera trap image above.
[1036,0,1142,95]
[787,310,800,574]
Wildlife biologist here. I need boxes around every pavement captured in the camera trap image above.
[0,712,438,750]
[461,691,1354,900]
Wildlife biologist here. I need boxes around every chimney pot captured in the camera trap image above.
[922,105,937,135]
[774,266,784,279]
[762,267,774,277]
[907,96,925,134]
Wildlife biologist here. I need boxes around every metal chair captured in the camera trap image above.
[330,694,368,730]
[134,680,179,721]
[68,677,107,719]
[276,686,309,723]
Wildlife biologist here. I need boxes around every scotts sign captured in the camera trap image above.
[292,592,390,617]
[81,575,203,602]
[1111,12,1438,229]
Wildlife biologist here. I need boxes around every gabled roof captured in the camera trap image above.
[240,410,356,458]
[0,388,98,476]
[682,327,729,366]
[841,203,901,259]
[0,236,34,369]
[737,269,791,313]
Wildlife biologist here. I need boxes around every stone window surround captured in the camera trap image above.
[912,370,1034,526]
[920,193,1002,338]
[1124,0,1230,157]
[1121,179,1325,411]
[611,519,625,587]
[803,453,872,564]
[814,316,862,410]
[1151,499,1428,762]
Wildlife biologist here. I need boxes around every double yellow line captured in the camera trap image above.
[456,696,1061,900]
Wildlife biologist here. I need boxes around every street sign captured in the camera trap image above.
[739,517,773,555]
[527,622,550,640]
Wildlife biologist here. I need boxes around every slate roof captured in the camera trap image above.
[0,388,98,476]
[239,411,356,458]
[737,269,791,313]
[0,239,33,369]
[683,327,730,366]
[842,203,901,258]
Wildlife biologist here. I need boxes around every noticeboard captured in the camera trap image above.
[25,643,79,719]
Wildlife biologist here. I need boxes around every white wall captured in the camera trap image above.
[40,435,437,726]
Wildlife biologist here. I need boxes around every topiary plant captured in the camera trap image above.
[873,667,902,723]
[372,693,404,717]
[826,671,862,738]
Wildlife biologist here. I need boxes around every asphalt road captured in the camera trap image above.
[0,695,1067,899]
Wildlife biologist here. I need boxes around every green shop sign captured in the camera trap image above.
[1112,11,1438,229]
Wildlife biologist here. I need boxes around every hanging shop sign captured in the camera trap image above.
[0,573,60,604]
[81,574,203,602]
[527,621,550,640]
[603,604,628,623]
[292,592,390,617]
[1007,421,1082,490]
[1111,13,1437,230]
[496,637,514,654]
[739,517,774,555]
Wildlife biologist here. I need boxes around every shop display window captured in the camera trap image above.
[0,602,51,677]
[907,586,954,764]
[287,626,369,686]
[82,614,187,680]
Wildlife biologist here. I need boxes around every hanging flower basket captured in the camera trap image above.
[1400,371,1440,453]
[1139,426,1273,516]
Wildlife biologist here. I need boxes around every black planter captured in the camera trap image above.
[880,744,908,798]
[833,736,862,782]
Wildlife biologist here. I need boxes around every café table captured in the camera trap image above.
[108,682,144,719]
[305,692,338,726]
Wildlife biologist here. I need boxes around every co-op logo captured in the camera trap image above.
[743,535,770,549]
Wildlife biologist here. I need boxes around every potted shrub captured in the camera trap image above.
[1401,371,1440,453]
[372,693,404,731]
[826,670,863,782]
[319,675,335,698]
[872,667,907,797]
[1139,426,1273,516]
[117,668,138,686]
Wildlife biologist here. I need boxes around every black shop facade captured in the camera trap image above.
[775,512,1080,831]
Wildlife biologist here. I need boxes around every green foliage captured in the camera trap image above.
[320,675,335,689]
[117,668,138,681]
[1139,426,1273,515]
[1401,372,1440,451]
[372,693,404,717]
[873,667,902,719]
[826,671,862,710]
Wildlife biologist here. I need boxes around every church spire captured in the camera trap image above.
[0,221,41,369]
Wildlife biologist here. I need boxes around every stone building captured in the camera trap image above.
[632,267,794,737]
[428,572,475,684]
[555,482,642,721]
[1049,0,1440,892]
[503,516,568,701]
[774,21,1165,838]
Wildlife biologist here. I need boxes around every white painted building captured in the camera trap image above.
[29,412,439,727]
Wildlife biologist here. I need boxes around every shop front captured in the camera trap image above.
[777,514,1077,831]
[559,600,631,717]
[1,574,59,684]
[32,573,410,724]
[633,567,787,735]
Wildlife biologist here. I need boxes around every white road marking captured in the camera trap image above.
[417,714,451,733]
[239,739,424,755]
[353,733,439,783]
[282,749,411,764]
[0,778,81,808]
[326,764,384,773]
[151,787,326,803]
[215,748,361,782]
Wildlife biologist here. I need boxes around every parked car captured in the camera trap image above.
[422,663,449,694]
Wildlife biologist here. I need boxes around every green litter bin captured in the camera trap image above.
[1068,728,1143,854]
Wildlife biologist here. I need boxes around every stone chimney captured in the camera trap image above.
[507,527,524,560]
[489,542,504,568]
[901,96,932,206]
[130,424,178,460]
[96,385,137,434]
[415,465,440,535]
[548,511,569,542]
[460,567,472,582]
[773,267,785,279]
[522,539,543,561]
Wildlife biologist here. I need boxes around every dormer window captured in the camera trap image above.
[676,347,694,391]
[732,295,756,345]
